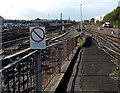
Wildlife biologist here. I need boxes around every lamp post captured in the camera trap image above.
[48,14,50,22]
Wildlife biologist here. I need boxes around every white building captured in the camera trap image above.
[94,15,105,22]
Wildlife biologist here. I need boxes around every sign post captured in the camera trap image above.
[35,50,42,93]
[30,27,46,92]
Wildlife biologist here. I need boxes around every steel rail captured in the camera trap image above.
[104,46,120,56]
[1,36,29,45]
[51,31,70,41]
[1,32,77,71]
[1,30,69,46]
[1,31,70,61]
[85,30,120,53]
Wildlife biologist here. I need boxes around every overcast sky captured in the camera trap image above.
[0,0,119,20]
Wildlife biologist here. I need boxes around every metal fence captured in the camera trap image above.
[0,36,78,93]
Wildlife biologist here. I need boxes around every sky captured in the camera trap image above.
[0,0,119,21]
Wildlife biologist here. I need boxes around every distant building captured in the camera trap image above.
[0,16,4,28]
[118,1,120,7]
[4,23,14,28]
[34,18,48,22]
[94,15,105,22]
[83,20,89,23]
[83,20,89,25]
[0,16,4,24]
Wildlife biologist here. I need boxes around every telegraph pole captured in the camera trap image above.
[80,4,83,32]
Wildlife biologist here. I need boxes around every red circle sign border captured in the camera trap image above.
[30,27,45,42]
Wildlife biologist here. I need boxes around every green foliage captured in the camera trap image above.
[90,18,95,23]
[115,71,120,77]
[115,66,120,77]
[96,20,99,24]
[102,7,120,28]
[95,20,104,26]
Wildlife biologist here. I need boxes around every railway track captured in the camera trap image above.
[0,24,79,92]
[1,36,29,46]
[1,25,70,42]
[84,26,120,61]
[1,26,73,57]
[1,29,72,67]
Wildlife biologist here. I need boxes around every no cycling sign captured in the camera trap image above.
[30,27,46,49]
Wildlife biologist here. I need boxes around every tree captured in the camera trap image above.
[90,18,95,22]
[96,20,99,24]
[35,18,40,20]
[102,6,120,28]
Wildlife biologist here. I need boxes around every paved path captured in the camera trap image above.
[56,37,119,93]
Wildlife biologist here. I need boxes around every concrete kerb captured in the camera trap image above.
[43,46,80,92]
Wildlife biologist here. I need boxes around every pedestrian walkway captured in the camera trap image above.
[55,37,118,93]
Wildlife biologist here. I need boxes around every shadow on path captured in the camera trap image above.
[82,36,92,48]
[54,47,81,93]
[55,37,93,93]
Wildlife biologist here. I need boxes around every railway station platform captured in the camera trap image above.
[45,37,119,93]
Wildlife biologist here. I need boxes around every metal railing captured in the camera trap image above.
[0,36,78,92]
